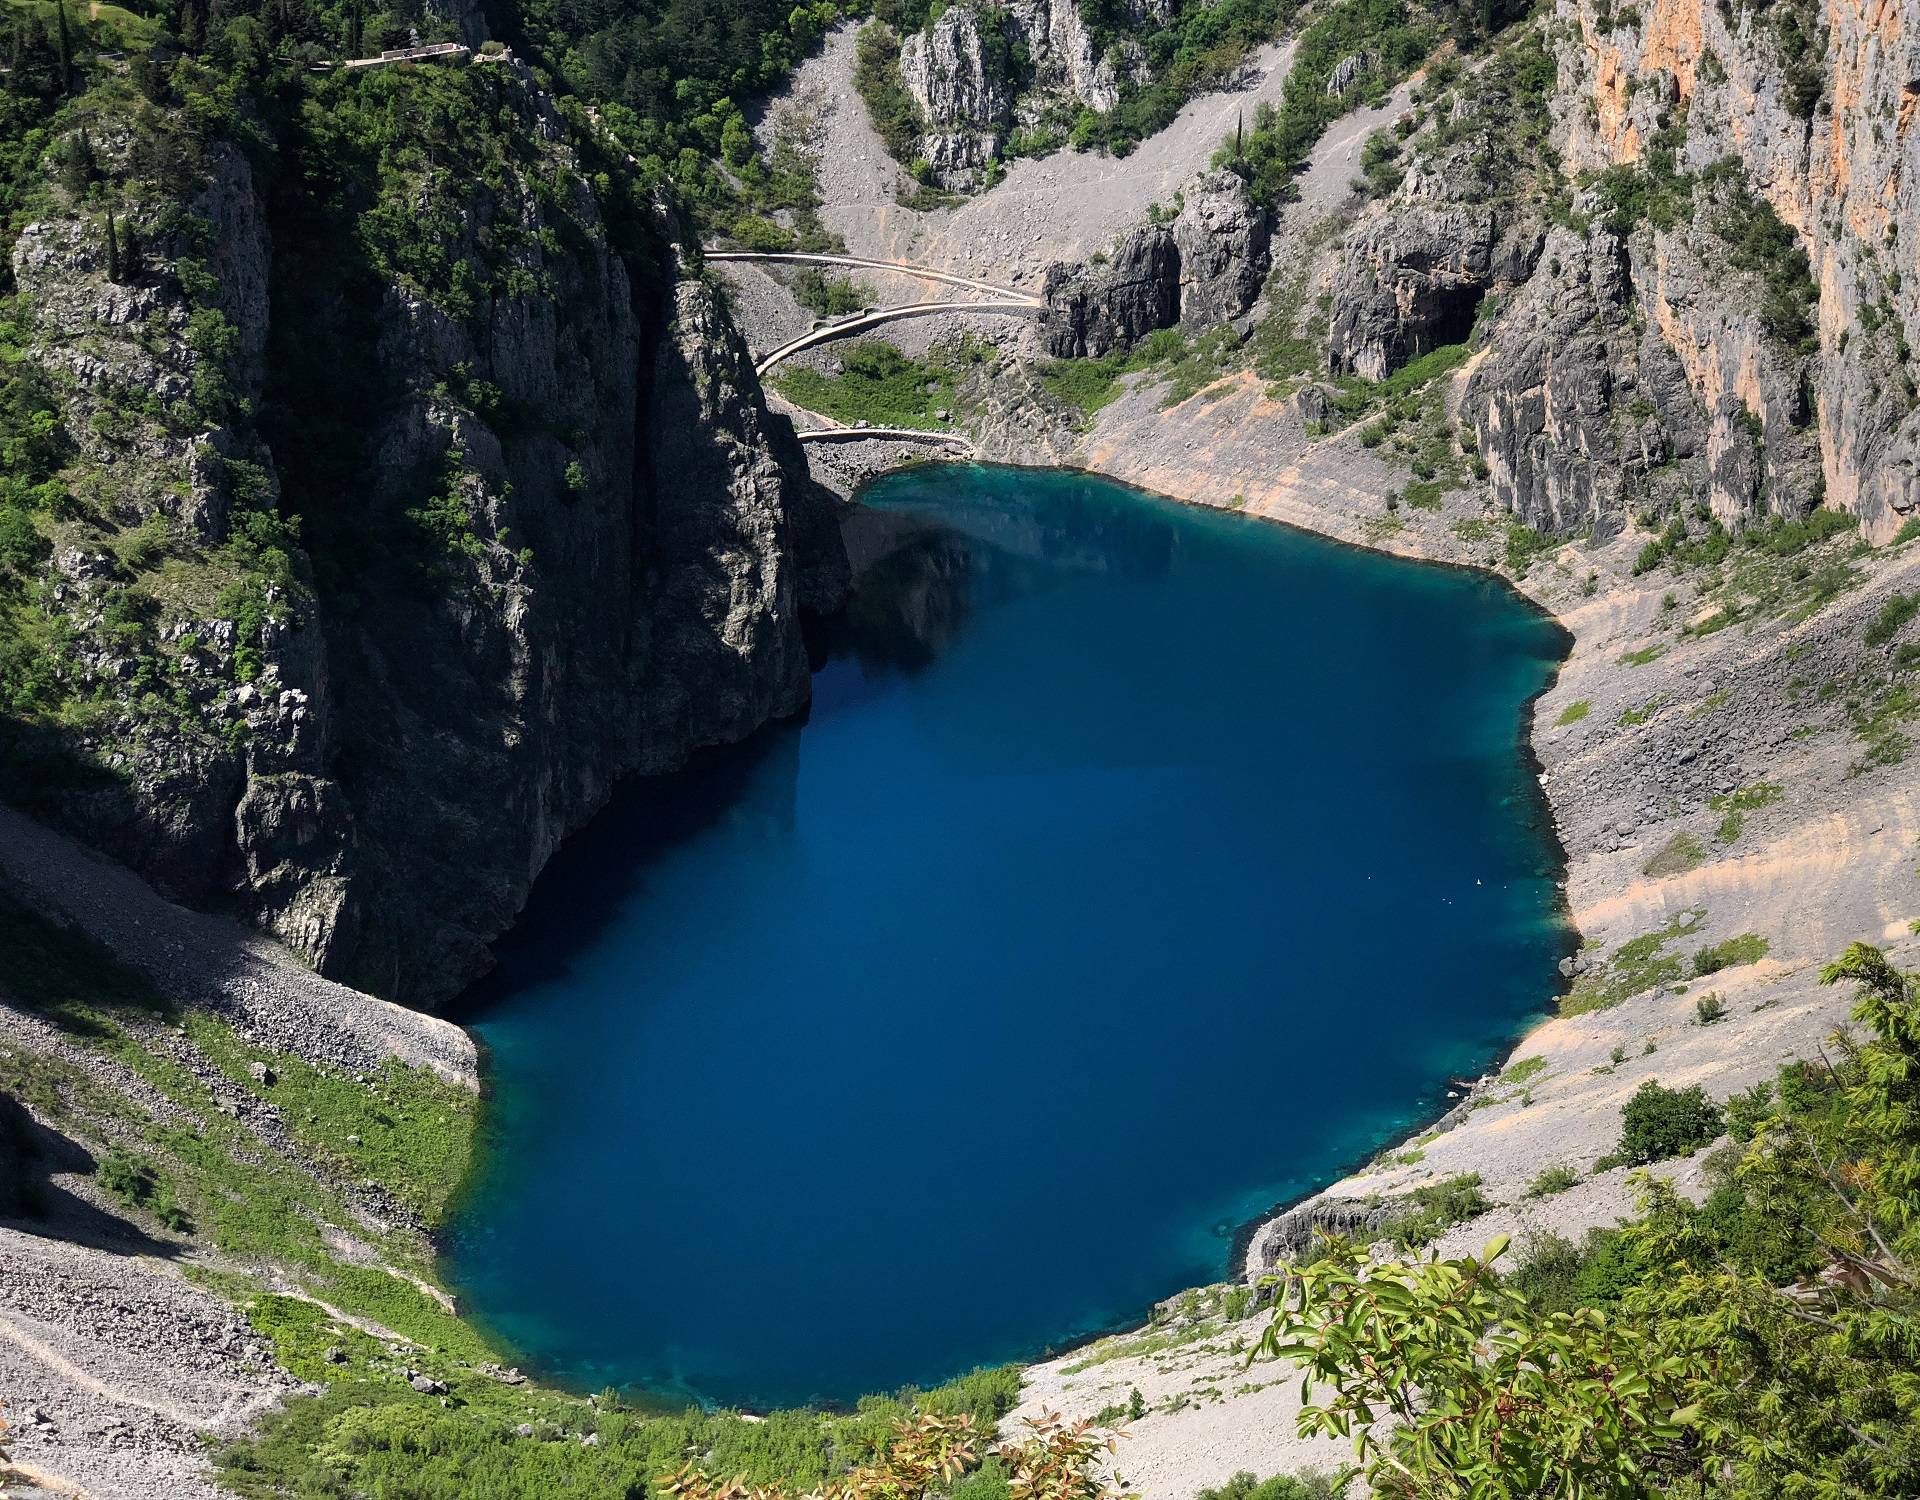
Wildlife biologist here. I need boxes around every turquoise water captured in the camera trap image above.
[447,464,1570,1410]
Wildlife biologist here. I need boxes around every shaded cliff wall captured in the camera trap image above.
[2,64,847,1008]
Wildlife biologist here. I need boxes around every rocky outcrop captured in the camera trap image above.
[3,73,848,1008]
[900,5,1014,186]
[1172,170,1271,330]
[1465,221,1710,538]
[1554,0,1920,537]
[636,275,843,761]
[1034,167,1271,357]
[1327,198,1499,380]
[1243,1197,1402,1277]
[1007,0,1130,114]
[898,1,1136,187]
[1039,224,1180,358]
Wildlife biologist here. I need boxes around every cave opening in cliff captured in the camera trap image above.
[1423,283,1487,355]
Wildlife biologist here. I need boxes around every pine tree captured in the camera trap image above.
[54,0,71,91]
[58,127,92,197]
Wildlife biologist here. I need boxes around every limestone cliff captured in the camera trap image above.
[1542,0,1920,537]
[1303,0,1920,540]
[897,0,1150,188]
[0,68,847,1007]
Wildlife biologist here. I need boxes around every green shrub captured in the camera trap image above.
[1503,522,1556,575]
[1694,991,1728,1025]
[1384,1173,1492,1248]
[1724,1079,1775,1141]
[1864,591,1919,647]
[1693,932,1769,976]
[1195,1471,1339,1500]
[791,269,873,317]
[1524,1164,1580,1199]
[1554,699,1591,726]
[1611,1079,1723,1166]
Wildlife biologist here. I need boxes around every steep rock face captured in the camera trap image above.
[900,5,1014,186]
[1039,224,1180,357]
[1172,169,1271,329]
[898,1,1138,187]
[4,74,848,1008]
[1554,0,1920,535]
[1466,223,1709,537]
[1006,0,1128,114]
[6,128,347,927]
[1327,196,1498,380]
[637,276,842,762]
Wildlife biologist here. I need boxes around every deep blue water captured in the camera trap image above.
[447,464,1570,1410]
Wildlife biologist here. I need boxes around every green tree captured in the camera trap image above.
[1257,1232,1712,1496]
[1612,1079,1724,1166]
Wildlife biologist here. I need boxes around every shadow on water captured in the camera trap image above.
[452,731,802,1021]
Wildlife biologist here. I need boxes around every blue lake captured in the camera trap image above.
[447,464,1571,1410]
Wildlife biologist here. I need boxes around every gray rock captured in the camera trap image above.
[900,6,1012,187]
[1328,200,1495,380]
[1039,225,1180,358]
[1325,52,1369,97]
[1173,170,1271,330]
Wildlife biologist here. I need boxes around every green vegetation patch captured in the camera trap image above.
[1693,931,1770,976]
[1523,1163,1581,1199]
[1380,1173,1493,1249]
[1227,0,1447,204]
[775,340,971,428]
[1642,831,1705,878]
[1709,780,1782,842]
[1501,1055,1549,1088]
[1562,909,1707,1015]
[1503,522,1557,576]
[1554,699,1592,726]
[184,1013,475,1227]
[852,22,924,168]
[1864,591,1919,647]
[1599,1079,1724,1168]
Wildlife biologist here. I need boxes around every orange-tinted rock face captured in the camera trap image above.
[1552,0,1920,535]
